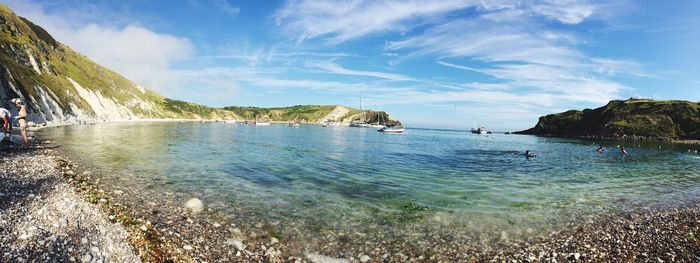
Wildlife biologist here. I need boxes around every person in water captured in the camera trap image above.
[596,145,605,152]
[0,107,10,136]
[525,150,536,157]
[620,146,628,156]
[12,98,28,149]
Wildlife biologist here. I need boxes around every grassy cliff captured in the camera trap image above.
[517,99,700,140]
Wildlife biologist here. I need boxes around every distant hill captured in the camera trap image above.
[516,99,700,141]
[0,4,401,126]
[222,105,403,125]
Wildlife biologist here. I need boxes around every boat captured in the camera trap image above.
[470,126,487,134]
[289,122,300,127]
[350,121,370,128]
[378,127,405,133]
[256,121,271,126]
[224,120,237,124]
[377,111,404,134]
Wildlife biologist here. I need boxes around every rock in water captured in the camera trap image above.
[185,198,204,214]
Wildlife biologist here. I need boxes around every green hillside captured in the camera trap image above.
[517,99,700,140]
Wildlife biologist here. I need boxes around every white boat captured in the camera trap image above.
[379,127,405,133]
[224,120,237,124]
[350,121,369,128]
[470,126,487,134]
[377,111,404,134]
[289,122,300,127]
[256,122,271,126]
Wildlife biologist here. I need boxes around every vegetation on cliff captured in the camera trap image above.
[517,99,700,140]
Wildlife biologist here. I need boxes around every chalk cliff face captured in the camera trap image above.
[0,4,238,125]
[517,99,700,141]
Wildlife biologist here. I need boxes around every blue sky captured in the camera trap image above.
[5,0,700,130]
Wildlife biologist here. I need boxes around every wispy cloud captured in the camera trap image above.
[274,0,611,44]
[309,61,415,81]
[214,0,240,16]
[384,14,642,106]
[275,0,475,43]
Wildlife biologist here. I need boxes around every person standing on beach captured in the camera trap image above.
[0,107,10,136]
[11,99,28,149]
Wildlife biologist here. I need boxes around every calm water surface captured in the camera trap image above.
[40,122,700,249]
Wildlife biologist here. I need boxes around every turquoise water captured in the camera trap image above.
[40,122,700,250]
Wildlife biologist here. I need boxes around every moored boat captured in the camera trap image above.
[379,127,405,134]
[470,126,487,134]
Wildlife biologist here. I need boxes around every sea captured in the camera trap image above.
[39,122,700,253]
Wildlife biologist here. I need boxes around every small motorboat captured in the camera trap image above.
[378,127,405,134]
[470,126,487,134]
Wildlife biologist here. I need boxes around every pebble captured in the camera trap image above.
[185,198,204,214]
[225,238,246,251]
[80,254,92,263]
[360,255,371,262]
[183,245,193,250]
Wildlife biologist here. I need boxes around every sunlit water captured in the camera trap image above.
[40,122,700,251]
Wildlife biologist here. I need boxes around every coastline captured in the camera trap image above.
[1,125,699,262]
[512,132,700,145]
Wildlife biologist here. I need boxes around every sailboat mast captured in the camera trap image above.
[360,93,363,111]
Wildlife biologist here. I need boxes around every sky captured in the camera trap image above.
[4,0,700,130]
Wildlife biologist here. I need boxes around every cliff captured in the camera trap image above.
[222,105,403,125]
[516,99,700,140]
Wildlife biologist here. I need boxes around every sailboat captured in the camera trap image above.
[377,111,405,134]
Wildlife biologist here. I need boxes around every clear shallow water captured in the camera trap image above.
[40,122,700,250]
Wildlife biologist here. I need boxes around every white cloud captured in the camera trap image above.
[275,0,480,43]
[274,0,609,44]
[214,0,241,16]
[309,61,415,81]
[531,0,594,24]
[5,1,194,93]
[384,15,641,106]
